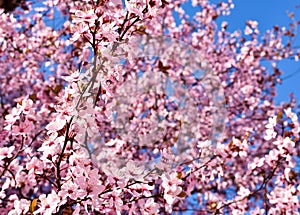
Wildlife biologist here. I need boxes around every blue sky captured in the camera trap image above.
[182,0,300,105]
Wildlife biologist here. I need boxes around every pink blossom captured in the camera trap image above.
[74,10,98,25]
[11,119,35,136]
[45,117,66,132]
[0,0,299,214]
[162,173,183,205]
[34,191,62,215]
[4,107,21,126]
[143,198,159,215]
[0,146,15,161]
[237,186,251,197]
[248,157,265,171]
[124,0,143,18]
[8,198,30,215]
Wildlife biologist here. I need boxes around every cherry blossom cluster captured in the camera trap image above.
[0,0,299,214]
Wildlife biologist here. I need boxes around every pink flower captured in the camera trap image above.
[284,108,299,126]
[250,207,265,215]
[59,180,84,200]
[8,198,30,215]
[143,198,159,215]
[237,186,251,197]
[161,173,183,205]
[248,157,265,171]
[45,117,66,132]
[244,26,253,35]
[34,190,63,215]
[266,115,277,129]
[74,10,98,25]
[62,71,80,83]
[11,119,35,136]
[0,146,15,161]
[125,0,143,18]
[247,20,258,29]
[38,134,64,159]
[26,157,44,174]
[4,107,21,126]
[19,98,34,114]
[264,128,277,141]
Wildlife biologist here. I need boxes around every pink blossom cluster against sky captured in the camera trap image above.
[218,0,300,104]
[179,0,300,103]
[1,0,300,214]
